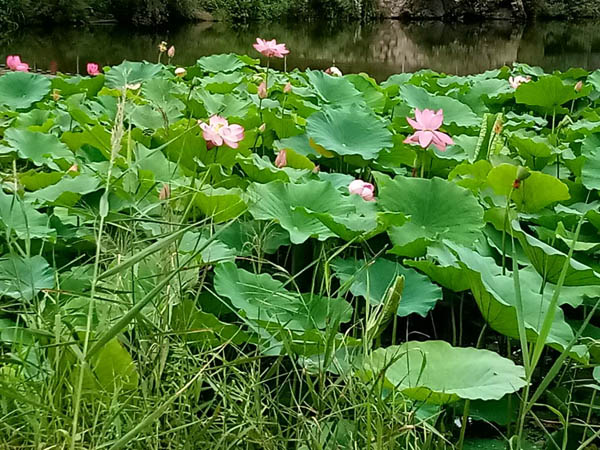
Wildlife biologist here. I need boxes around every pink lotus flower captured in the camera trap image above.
[509,75,531,89]
[404,108,454,152]
[325,66,342,77]
[283,82,292,93]
[253,38,289,59]
[6,55,21,70]
[275,150,287,168]
[7,55,29,72]
[168,46,175,59]
[575,80,584,92]
[199,115,245,149]
[87,62,101,76]
[348,179,375,201]
[258,81,267,99]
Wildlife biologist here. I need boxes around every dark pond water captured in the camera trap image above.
[2,20,600,80]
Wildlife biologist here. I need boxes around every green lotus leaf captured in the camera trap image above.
[305,69,362,106]
[515,75,576,113]
[0,71,51,110]
[5,128,74,170]
[0,190,55,240]
[399,84,480,128]
[581,134,600,190]
[486,164,570,213]
[306,106,393,160]
[346,73,386,113]
[26,174,101,206]
[448,242,588,361]
[214,262,352,331]
[247,180,356,244]
[194,187,247,223]
[508,132,556,170]
[202,72,244,94]
[51,74,105,99]
[362,340,526,404]
[376,173,485,257]
[405,244,470,292]
[0,255,55,301]
[197,53,247,73]
[332,257,442,317]
[105,61,162,88]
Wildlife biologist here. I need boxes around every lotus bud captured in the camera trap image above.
[325,66,342,77]
[516,166,531,181]
[575,80,584,92]
[283,82,292,93]
[258,81,267,99]
[275,150,287,168]
[258,123,266,133]
[348,179,375,201]
[167,46,175,59]
[312,165,320,174]
[52,89,61,102]
[493,120,503,135]
[175,67,187,78]
[68,164,78,173]
[158,41,168,53]
[159,184,171,200]
[126,83,142,91]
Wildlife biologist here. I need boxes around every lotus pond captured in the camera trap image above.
[0,46,600,449]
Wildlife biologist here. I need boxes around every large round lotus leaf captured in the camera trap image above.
[515,76,577,113]
[4,128,74,170]
[375,173,484,257]
[197,54,247,73]
[581,134,600,190]
[306,69,362,106]
[0,189,55,240]
[486,164,570,213]
[332,257,442,317]
[447,241,588,361]
[214,262,352,331]
[0,255,55,301]
[363,340,526,404]
[306,106,393,160]
[399,84,480,128]
[0,72,51,110]
[105,61,162,88]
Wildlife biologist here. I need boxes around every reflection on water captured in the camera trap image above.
[1,20,600,80]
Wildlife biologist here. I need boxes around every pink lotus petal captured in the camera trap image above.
[406,116,423,131]
[417,131,434,148]
[15,63,29,72]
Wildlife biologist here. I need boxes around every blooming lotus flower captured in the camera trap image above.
[509,75,531,89]
[168,46,175,59]
[87,62,100,76]
[325,66,342,77]
[348,179,375,201]
[275,150,287,168]
[175,67,187,77]
[258,81,267,99]
[6,55,22,70]
[199,115,245,149]
[404,108,454,152]
[14,62,29,72]
[253,38,289,58]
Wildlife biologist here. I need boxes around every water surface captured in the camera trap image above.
[2,20,600,80]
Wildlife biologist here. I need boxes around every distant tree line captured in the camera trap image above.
[0,0,377,28]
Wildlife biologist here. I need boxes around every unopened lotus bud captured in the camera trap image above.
[167,46,175,59]
[52,89,61,102]
[516,166,531,181]
[158,41,168,53]
[275,149,287,168]
[283,82,292,93]
[159,183,171,200]
[493,120,503,135]
[312,165,320,174]
[258,81,267,99]
[68,164,78,173]
[126,83,142,91]
[325,66,342,77]
[258,123,266,133]
[575,80,584,92]
[175,67,187,77]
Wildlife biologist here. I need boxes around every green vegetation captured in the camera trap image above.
[1,50,600,449]
[0,0,375,28]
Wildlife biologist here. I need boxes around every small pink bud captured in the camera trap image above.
[159,184,171,200]
[259,123,266,133]
[312,165,320,174]
[284,82,292,94]
[258,81,267,99]
[275,150,287,168]
[167,46,175,59]
[575,80,584,92]
[68,164,78,173]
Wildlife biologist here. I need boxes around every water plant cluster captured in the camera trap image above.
[1,39,600,449]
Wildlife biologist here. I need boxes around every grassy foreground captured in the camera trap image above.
[0,44,600,449]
